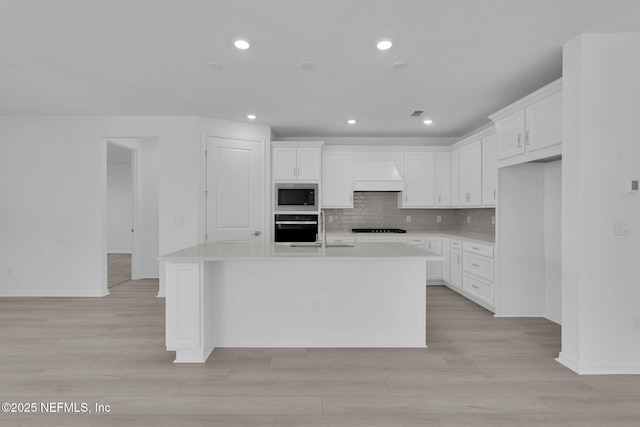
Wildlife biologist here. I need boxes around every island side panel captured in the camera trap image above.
[165,261,216,363]
[209,260,427,347]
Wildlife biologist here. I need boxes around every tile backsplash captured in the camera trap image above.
[324,191,495,234]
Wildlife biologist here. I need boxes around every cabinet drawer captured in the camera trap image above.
[450,239,462,249]
[356,235,407,243]
[463,274,493,305]
[327,236,355,243]
[463,253,494,281]
[463,242,494,258]
[407,236,425,246]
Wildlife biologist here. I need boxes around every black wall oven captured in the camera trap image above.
[274,214,318,242]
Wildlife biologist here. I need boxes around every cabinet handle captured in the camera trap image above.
[493,189,496,200]
[439,194,441,204]
[472,263,480,267]
[457,254,461,265]
[525,131,531,146]
[293,167,297,177]
[517,134,522,148]
[471,246,479,250]
[472,284,480,289]
[405,194,408,203]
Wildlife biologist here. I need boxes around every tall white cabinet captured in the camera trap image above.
[321,150,353,208]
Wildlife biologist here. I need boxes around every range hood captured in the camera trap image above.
[352,158,405,191]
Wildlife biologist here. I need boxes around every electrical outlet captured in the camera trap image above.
[6,266,12,276]
[467,216,471,223]
[615,221,630,236]
[491,216,496,225]
[406,215,411,223]
[633,317,640,331]
[171,217,184,225]
[328,215,334,223]
[436,215,441,223]
[312,298,320,314]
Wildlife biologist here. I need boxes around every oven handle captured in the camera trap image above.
[275,221,318,225]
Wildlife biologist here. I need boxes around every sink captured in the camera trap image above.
[289,243,354,248]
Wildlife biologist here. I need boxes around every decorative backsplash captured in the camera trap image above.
[324,191,495,234]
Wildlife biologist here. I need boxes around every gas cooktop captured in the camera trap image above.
[351,228,407,234]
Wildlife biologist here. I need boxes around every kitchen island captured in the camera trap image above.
[159,241,444,363]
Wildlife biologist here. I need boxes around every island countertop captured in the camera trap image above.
[159,241,445,262]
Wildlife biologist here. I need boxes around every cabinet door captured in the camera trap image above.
[402,151,435,207]
[297,147,321,181]
[496,110,526,160]
[426,236,443,280]
[442,237,451,283]
[435,151,451,206]
[482,132,498,206]
[525,89,562,153]
[459,140,482,206]
[450,248,462,290]
[272,147,298,180]
[321,151,353,208]
[451,148,460,206]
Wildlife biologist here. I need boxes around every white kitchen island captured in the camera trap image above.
[159,241,444,363]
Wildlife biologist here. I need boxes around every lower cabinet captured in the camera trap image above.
[442,238,495,312]
[425,236,443,282]
[449,239,462,290]
[461,242,495,309]
[442,237,451,283]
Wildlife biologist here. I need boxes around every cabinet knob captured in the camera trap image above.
[525,131,531,146]
[517,134,522,148]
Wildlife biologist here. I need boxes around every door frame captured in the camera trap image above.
[199,134,270,243]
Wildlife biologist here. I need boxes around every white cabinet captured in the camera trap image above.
[459,140,482,206]
[272,142,323,181]
[482,132,498,206]
[435,151,451,207]
[442,237,451,283]
[355,235,407,243]
[449,239,462,290]
[321,150,353,208]
[326,234,355,244]
[425,236,443,281]
[399,151,435,208]
[491,79,562,165]
[451,148,460,206]
[462,241,494,308]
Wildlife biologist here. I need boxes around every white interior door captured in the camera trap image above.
[206,136,264,242]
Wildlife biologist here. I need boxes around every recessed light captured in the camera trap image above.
[347,119,357,125]
[423,119,433,125]
[376,39,393,50]
[234,39,250,50]
[247,114,257,120]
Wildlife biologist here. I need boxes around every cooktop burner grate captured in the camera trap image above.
[351,228,407,233]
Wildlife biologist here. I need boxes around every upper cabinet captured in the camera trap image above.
[482,132,498,206]
[321,150,353,208]
[459,139,483,206]
[435,151,452,207]
[400,151,436,208]
[490,79,562,167]
[272,141,323,181]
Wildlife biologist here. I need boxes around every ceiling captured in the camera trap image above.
[1,0,639,140]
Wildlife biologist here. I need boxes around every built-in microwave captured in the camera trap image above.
[275,183,318,212]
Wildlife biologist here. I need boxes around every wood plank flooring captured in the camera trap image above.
[1,282,640,426]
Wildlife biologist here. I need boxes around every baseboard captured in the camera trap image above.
[107,250,132,254]
[557,352,640,374]
[0,289,110,297]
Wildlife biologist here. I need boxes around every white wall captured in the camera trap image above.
[559,33,640,374]
[0,116,270,297]
[107,160,133,253]
[543,160,562,324]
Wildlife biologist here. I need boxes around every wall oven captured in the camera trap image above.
[274,214,318,242]
[275,183,318,212]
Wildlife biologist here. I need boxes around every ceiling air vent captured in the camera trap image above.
[410,110,424,117]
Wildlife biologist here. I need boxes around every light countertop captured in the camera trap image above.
[327,231,495,244]
[159,241,445,262]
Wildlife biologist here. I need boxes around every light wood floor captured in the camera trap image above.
[1,283,640,426]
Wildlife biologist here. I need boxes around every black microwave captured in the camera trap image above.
[275,183,318,211]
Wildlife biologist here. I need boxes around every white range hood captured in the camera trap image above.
[352,153,405,191]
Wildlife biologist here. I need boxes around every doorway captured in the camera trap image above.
[104,138,159,290]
